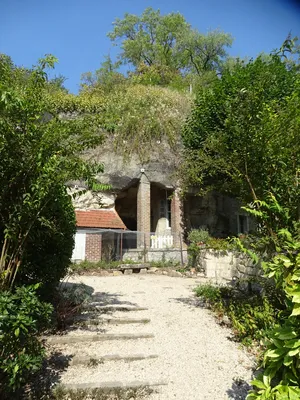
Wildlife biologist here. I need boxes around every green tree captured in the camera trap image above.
[80,55,126,93]
[108,8,188,69]
[0,54,104,291]
[107,7,232,87]
[182,47,300,222]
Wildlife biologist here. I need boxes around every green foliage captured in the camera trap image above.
[194,283,222,304]
[181,44,300,222]
[54,282,93,329]
[80,55,126,94]
[195,282,278,345]
[0,284,53,396]
[17,186,76,298]
[107,7,232,86]
[108,8,189,70]
[188,228,210,244]
[101,84,190,162]
[187,228,209,267]
[247,231,300,399]
[187,228,233,267]
[70,259,137,272]
[149,259,180,268]
[0,54,104,290]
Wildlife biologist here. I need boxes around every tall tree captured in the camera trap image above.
[107,7,232,86]
[181,46,300,221]
[80,55,126,93]
[0,54,104,291]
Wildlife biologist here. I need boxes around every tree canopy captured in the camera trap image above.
[80,7,232,90]
[0,54,104,291]
[182,45,300,221]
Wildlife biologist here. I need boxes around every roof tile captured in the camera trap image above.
[75,210,126,230]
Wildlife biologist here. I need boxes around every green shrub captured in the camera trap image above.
[187,229,232,268]
[0,284,53,397]
[188,228,210,244]
[15,186,76,300]
[195,282,278,345]
[247,231,300,399]
[54,282,94,329]
[70,259,138,273]
[194,284,222,304]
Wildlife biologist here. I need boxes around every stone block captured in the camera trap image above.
[99,270,110,276]
[113,271,123,276]
[148,267,158,273]
[168,271,182,278]
[124,269,133,275]
[139,269,147,274]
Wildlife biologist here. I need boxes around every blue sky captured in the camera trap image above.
[1,0,300,93]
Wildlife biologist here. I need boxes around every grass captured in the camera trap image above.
[70,259,138,272]
[194,281,279,346]
[70,259,181,273]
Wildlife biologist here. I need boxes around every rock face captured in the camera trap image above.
[84,141,179,190]
[68,188,116,210]
[70,141,180,212]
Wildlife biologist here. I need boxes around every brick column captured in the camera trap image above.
[85,233,102,261]
[137,173,151,248]
[171,189,184,248]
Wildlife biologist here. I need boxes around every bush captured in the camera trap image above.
[247,231,300,399]
[188,228,210,244]
[195,282,278,345]
[15,186,76,300]
[0,284,53,397]
[54,282,94,329]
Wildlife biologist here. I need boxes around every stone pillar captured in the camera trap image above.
[137,173,151,248]
[171,189,184,248]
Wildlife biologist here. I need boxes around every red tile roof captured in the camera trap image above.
[75,209,127,230]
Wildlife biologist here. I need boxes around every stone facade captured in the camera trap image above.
[70,143,253,263]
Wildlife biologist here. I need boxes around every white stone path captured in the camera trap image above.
[48,274,255,400]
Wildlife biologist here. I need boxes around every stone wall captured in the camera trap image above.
[122,248,260,283]
[198,250,260,283]
[122,248,187,264]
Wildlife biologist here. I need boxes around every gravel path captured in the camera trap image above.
[52,274,255,399]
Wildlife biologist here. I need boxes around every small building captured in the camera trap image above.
[72,209,127,262]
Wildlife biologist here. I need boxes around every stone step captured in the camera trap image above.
[50,338,158,358]
[62,380,167,390]
[69,353,159,366]
[45,333,154,345]
[83,304,148,312]
[57,358,166,391]
[75,317,151,327]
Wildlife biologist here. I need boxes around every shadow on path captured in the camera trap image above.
[227,378,252,400]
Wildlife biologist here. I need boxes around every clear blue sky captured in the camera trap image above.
[1,0,300,93]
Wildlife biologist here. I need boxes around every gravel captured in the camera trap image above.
[52,274,255,400]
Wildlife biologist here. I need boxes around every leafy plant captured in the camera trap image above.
[0,54,103,291]
[54,282,93,329]
[188,228,210,244]
[181,40,300,222]
[247,231,300,399]
[0,284,53,396]
[195,282,278,345]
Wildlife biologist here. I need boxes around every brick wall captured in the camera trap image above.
[85,233,102,262]
[171,189,184,247]
[137,173,151,247]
